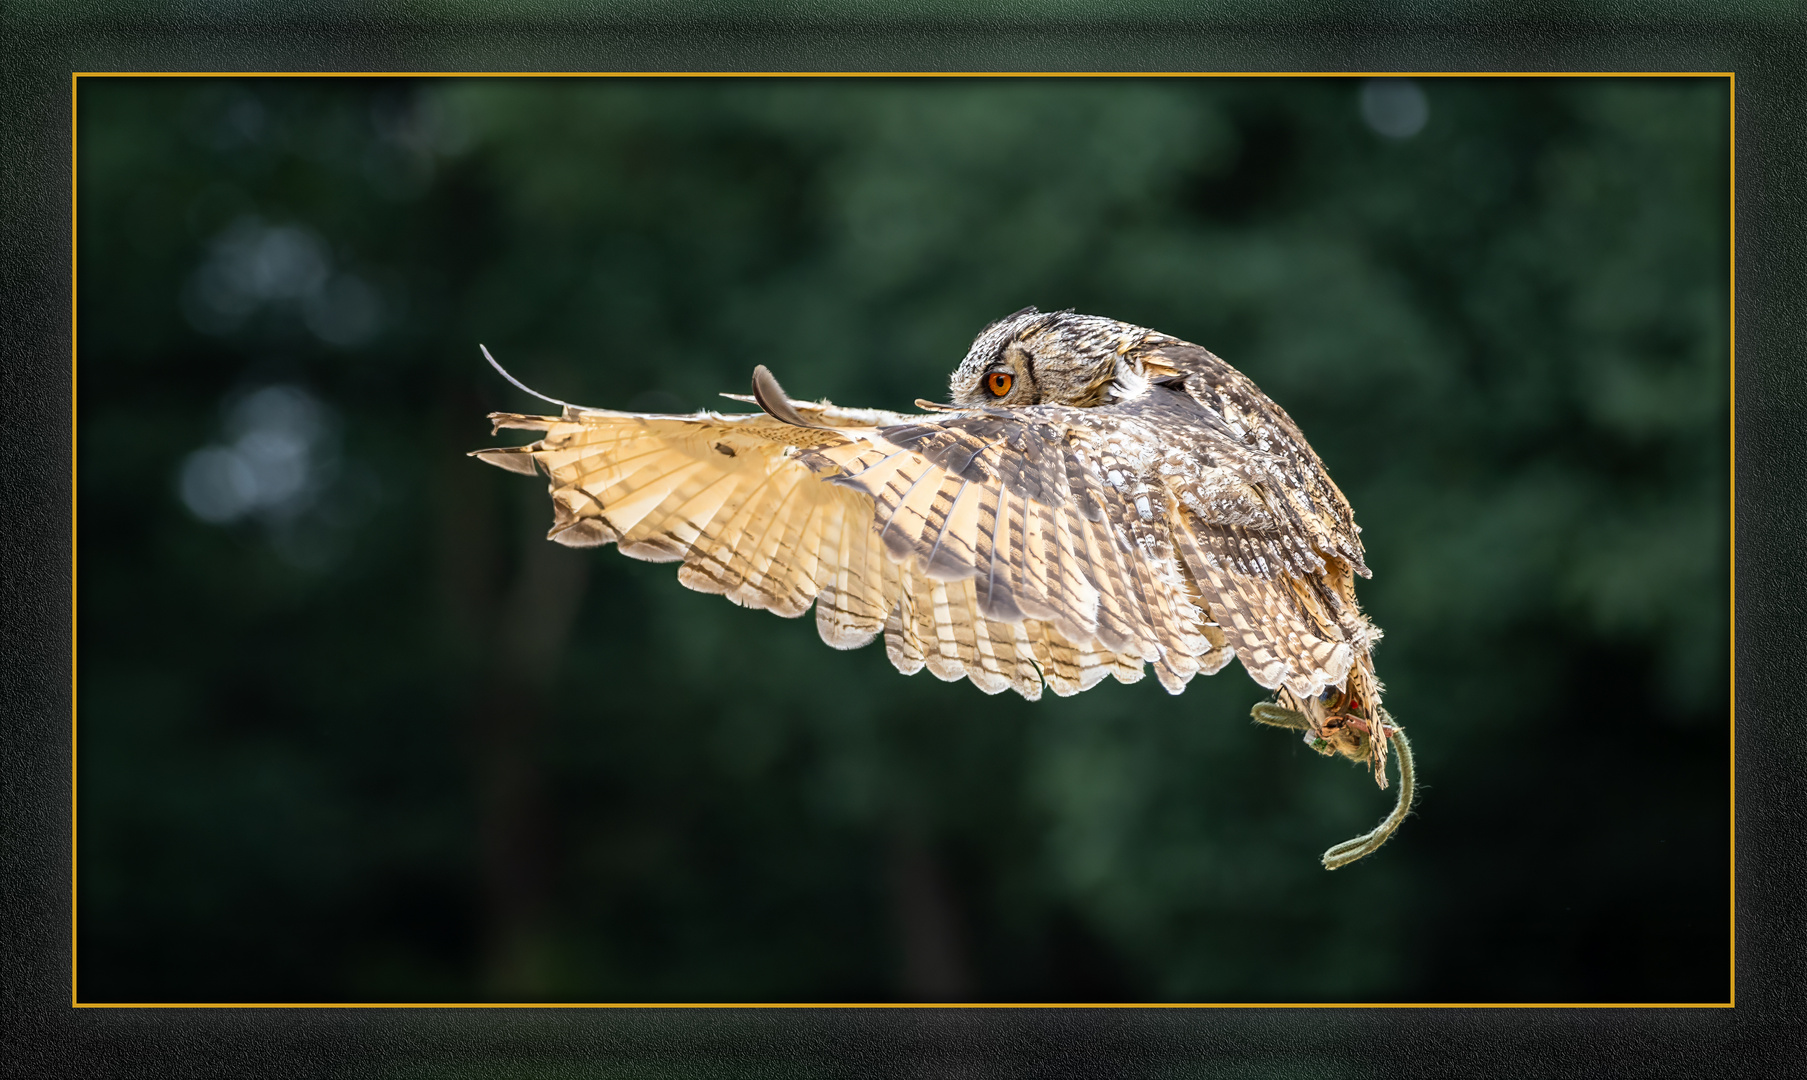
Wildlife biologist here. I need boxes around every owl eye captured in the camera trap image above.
[986,371,1014,397]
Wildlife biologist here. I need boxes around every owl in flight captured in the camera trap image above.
[473,308,1415,868]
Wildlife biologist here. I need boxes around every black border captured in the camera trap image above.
[6,5,1804,1076]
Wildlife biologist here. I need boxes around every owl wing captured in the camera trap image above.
[1140,364,1375,701]
[471,370,1225,701]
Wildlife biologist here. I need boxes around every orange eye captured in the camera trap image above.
[986,371,1014,397]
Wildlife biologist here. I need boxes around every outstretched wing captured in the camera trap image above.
[472,376,1225,701]
[473,364,1378,704]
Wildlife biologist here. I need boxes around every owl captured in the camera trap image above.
[473,308,1414,869]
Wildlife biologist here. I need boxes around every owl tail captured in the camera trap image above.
[1250,700,1417,871]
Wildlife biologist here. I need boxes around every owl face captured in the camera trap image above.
[947,308,1153,409]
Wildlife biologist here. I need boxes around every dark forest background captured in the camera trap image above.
[76,76,1728,1004]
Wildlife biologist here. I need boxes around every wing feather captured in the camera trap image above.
[961,587,1013,696]
[619,468,742,561]
[1029,621,1082,697]
[1068,456,1145,658]
[733,467,819,615]
[1044,492,1101,642]
[926,579,975,683]
[812,498,867,647]
[923,480,985,583]
[1174,514,1354,698]
[1000,620,1043,701]
[883,593,926,676]
[973,484,1025,623]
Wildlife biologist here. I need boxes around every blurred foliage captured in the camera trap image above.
[76,76,1728,1003]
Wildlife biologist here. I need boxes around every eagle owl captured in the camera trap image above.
[473,308,1415,868]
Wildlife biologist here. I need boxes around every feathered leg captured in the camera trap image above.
[1320,721,1413,870]
[1250,702,1416,871]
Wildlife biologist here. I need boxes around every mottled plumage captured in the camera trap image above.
[473,309,1412,865]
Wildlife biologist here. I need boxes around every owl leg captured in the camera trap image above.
[1320,718,1415,871]
[1250,701,1313,731]
[1250,696,1344,759]
[1249,700,1417,871]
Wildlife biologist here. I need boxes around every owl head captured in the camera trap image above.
[946,308,1161,409]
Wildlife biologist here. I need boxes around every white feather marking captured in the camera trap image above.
[1106,354,1150,401]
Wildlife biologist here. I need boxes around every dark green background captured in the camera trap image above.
[76,75,1729,1004]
